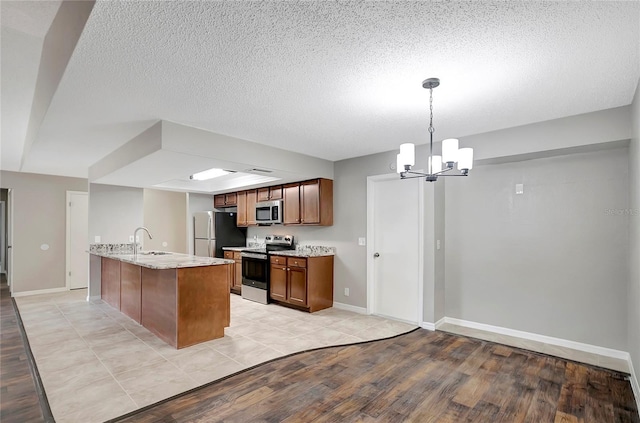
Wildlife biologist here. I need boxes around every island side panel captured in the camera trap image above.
[101,257,121,310]
[120,262,142,324]
[141,267,178,348]
[176,264,230,348]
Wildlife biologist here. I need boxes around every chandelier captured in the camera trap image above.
[397,78,473,182]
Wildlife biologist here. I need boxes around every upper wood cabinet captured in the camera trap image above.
[257,186,283,202]
[236,189,258,227]
[222,178,333,227]
[283,183,301,224]
[214,192,237,208]
[282,179,332,226]
[236,191,247,226]
[246,190,257,226]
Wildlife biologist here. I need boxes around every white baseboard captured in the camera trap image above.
[87,295,101,301]
[628,356,640,413]
[421,321,435,331]
[12,287,68,297]
[332,301,367,314]
[441,317,630,362]
[435,317,446,329]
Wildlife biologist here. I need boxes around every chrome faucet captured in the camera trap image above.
[133,227,153,257]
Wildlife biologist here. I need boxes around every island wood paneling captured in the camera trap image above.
[140,268,178,347]
[101,257,121,309]
[119,262,142,323]
[111,329,639,423]
[177,264,229,348]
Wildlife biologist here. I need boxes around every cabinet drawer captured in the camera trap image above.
[287,257,307,268]
[270,256,286,265]
[223,251,234,259]
[233,252,242,260]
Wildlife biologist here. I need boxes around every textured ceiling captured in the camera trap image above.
[5,1,640,178]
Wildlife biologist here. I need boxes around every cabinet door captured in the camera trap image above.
[225,192,237,206]
[234,259,243,289]
[236,191,247,226]
[283,183,300,224]
[101,257,121,309]
[227,261,235,291]
[270,264,287,301]
[257,188,270,202]
[270,186,283,200]
[300,180,321,224]
[246,190,257,225]
[214,194,226,208]
[288,266,307,306]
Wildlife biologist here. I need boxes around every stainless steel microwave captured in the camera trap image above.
[255,200,282,225]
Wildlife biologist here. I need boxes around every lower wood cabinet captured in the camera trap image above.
[269,255,333,312]
[224,250,244,294]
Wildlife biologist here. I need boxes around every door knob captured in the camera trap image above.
[373,252,380,258]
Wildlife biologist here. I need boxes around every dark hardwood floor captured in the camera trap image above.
[0,274,52,422]
[112,328,639,423]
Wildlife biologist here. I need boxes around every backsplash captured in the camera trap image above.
[90,243,136,254]
[295,245,336,255]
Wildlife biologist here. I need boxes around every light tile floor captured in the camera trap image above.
[15,290,416,423]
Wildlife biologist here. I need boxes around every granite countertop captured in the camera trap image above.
[270,246,336,258]
[90,251,234,270]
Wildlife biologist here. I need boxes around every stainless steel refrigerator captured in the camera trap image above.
[193,211,247,258]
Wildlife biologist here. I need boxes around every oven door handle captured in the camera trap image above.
[241,253,268,260]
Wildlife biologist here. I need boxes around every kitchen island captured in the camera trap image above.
[90,251,233,349]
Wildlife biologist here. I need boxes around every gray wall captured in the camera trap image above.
[629,80,640,386]
[89,183,143,244]
[143,189,187,253]
[0,171,87,293]
[445,148,629,350]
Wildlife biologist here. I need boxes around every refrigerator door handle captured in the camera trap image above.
[207,218,212,257]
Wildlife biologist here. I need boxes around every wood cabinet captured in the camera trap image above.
[120,262,142,323]
[257,186,283,202]
[269,254,334,312]
[214,192,237,208]
[236,190,257,227]
[283,183,301,224]
[141,265,230,349]
[282,179,333,226]
[224,251,243,294]
[101,257,121,309]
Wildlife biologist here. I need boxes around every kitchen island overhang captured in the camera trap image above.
[90,251,233,349]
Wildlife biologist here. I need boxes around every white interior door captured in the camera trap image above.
[67,191,89,290]
[368,174,423,324]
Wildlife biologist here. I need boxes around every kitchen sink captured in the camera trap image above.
[139,251,172,256]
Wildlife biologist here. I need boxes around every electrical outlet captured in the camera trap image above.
[436,240,441,250]
[135,235,140,242]
[94,235,101,243]
[129,235,134,242]
[358,237,366,246]
[516,184,524,195]
[344,288,350,296]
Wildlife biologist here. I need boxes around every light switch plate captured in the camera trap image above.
[516,183,524,195]
[94,236,101,243]
[358,237,366,246]
[344,288,350,296]
[436,240,441,250]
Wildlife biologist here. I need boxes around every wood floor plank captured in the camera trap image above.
[109,328,639,423]
[0,275,52,423]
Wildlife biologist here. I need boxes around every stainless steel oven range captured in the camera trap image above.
[241,235,294,304]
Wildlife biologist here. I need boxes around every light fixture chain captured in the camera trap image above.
[428,87,435,134]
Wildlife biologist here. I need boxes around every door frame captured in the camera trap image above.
[366,172,425,325]
[66,190,88,291]
[0,200,5,275]
[7,189,13,292]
